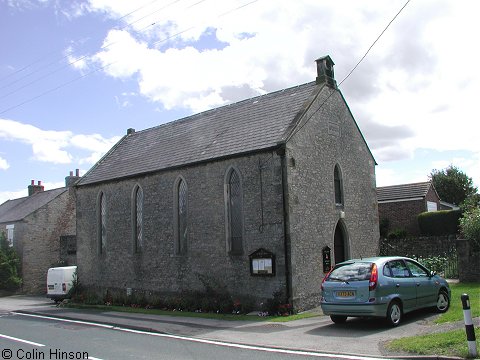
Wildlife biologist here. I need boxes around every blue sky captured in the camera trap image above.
[1,0,479,204]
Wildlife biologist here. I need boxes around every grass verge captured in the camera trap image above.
[436,283,480,324]
[386,283,480,359]
[387,327,480,359]
[65,303,320,322]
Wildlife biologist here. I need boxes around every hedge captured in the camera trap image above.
[417,210,462,236]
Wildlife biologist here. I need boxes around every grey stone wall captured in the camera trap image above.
[456,239,480,282]
[20,190,76,293]
[76,152,287,306]
[286,87,380,310]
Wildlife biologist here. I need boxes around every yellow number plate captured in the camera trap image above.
[336,291,355,297]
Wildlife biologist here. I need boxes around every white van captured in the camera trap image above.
[46,266,77,302]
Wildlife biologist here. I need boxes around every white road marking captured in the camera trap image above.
[0,333,45,347]
[13,312,385,360]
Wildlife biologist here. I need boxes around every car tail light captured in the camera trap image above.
[369,263,378,291]
[62,283,66,292]
[321,268,333,291]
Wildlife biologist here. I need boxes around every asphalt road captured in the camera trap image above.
[0,312,388,360]
[0,295,466,359]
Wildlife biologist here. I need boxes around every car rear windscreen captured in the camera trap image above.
[326,262,372,281]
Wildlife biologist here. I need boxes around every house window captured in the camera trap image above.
[6,224,14,247]
[225,168,243,255]
[174,177,188,255]
[334,164,344,206]
[427,201,438,212]
[98,192,107,254]
[133,185,144,252]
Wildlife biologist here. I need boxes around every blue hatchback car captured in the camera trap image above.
[320,256,450,326]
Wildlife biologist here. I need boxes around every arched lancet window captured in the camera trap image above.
[334,164,344,206]
[225,167,243,255]
[98,191,107,254]
[133,185,144,252]
[174,177,188,255]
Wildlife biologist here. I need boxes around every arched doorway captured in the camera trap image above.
[334,221,348,264]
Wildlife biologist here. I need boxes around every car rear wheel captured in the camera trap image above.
[330,315,347,324]
[386,301,402,327]
[435,290,450,313]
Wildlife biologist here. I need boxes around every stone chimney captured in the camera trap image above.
[127,128,135,135]
[65,169,81,187]
[28,180,44,196]
[315,55,336,88]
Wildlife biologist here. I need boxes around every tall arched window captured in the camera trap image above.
[98,191,107,254]
[133,185,144,252]
[334,164,344,206]
[225,168,243,255]
[174,177,188,255]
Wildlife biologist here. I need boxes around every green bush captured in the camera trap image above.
[459,207,480,250]
[262,290,293,316]
[379,218,390,238]
[417,210,461,235]
[70,273,258,315]
[0,232,22,291]
[387,228,408,239]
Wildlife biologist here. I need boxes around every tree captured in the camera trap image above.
[0,232,22,291]
[460,207,480,250]
[429,165,478,206]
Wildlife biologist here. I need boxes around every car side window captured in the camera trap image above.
[388,260,410,278]
[405,260,429,277]
[383,263,393,277]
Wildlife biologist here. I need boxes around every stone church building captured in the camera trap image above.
[76,56,379,310]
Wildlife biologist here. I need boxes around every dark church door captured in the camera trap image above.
[334,222,346,264]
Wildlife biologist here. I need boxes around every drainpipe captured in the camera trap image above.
[277,145,292,305]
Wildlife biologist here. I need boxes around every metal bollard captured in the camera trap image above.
[461,293,477,358]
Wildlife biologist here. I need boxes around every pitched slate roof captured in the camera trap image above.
[377,182,433,202]
[78,81,320,186]
[0,188,67,223]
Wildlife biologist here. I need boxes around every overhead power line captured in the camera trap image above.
[0,0,260,115]
[285,0,411,143]
[338,0,411,87]
[0,0,164,84]
[0,0,183,98]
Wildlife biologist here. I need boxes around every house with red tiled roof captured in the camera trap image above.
[377,181,441,236]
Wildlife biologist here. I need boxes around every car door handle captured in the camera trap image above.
[396,283,400,287]
[416,283,420,286]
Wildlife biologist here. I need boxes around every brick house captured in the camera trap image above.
[75,56,379,310]
[377,181,441,237]
[0,172,79,293]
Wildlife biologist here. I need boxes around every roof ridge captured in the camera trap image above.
[78,80,320,186]
[377,181,431,189]
[132,81,316,135]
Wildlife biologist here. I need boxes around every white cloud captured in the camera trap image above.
[0,156,9,170]
[65,46,89,72]
[0,188,26,205]
[71,0,480,185]
[0,118,121,166]
[0,119,72,164]
[0,180,67,206]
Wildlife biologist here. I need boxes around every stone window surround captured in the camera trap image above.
[96,191,107,255]
[173,176,188,255]
[6,224,14,247]
[224,165,244,255]
[334,163,344,207]
[131,184,144,253]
